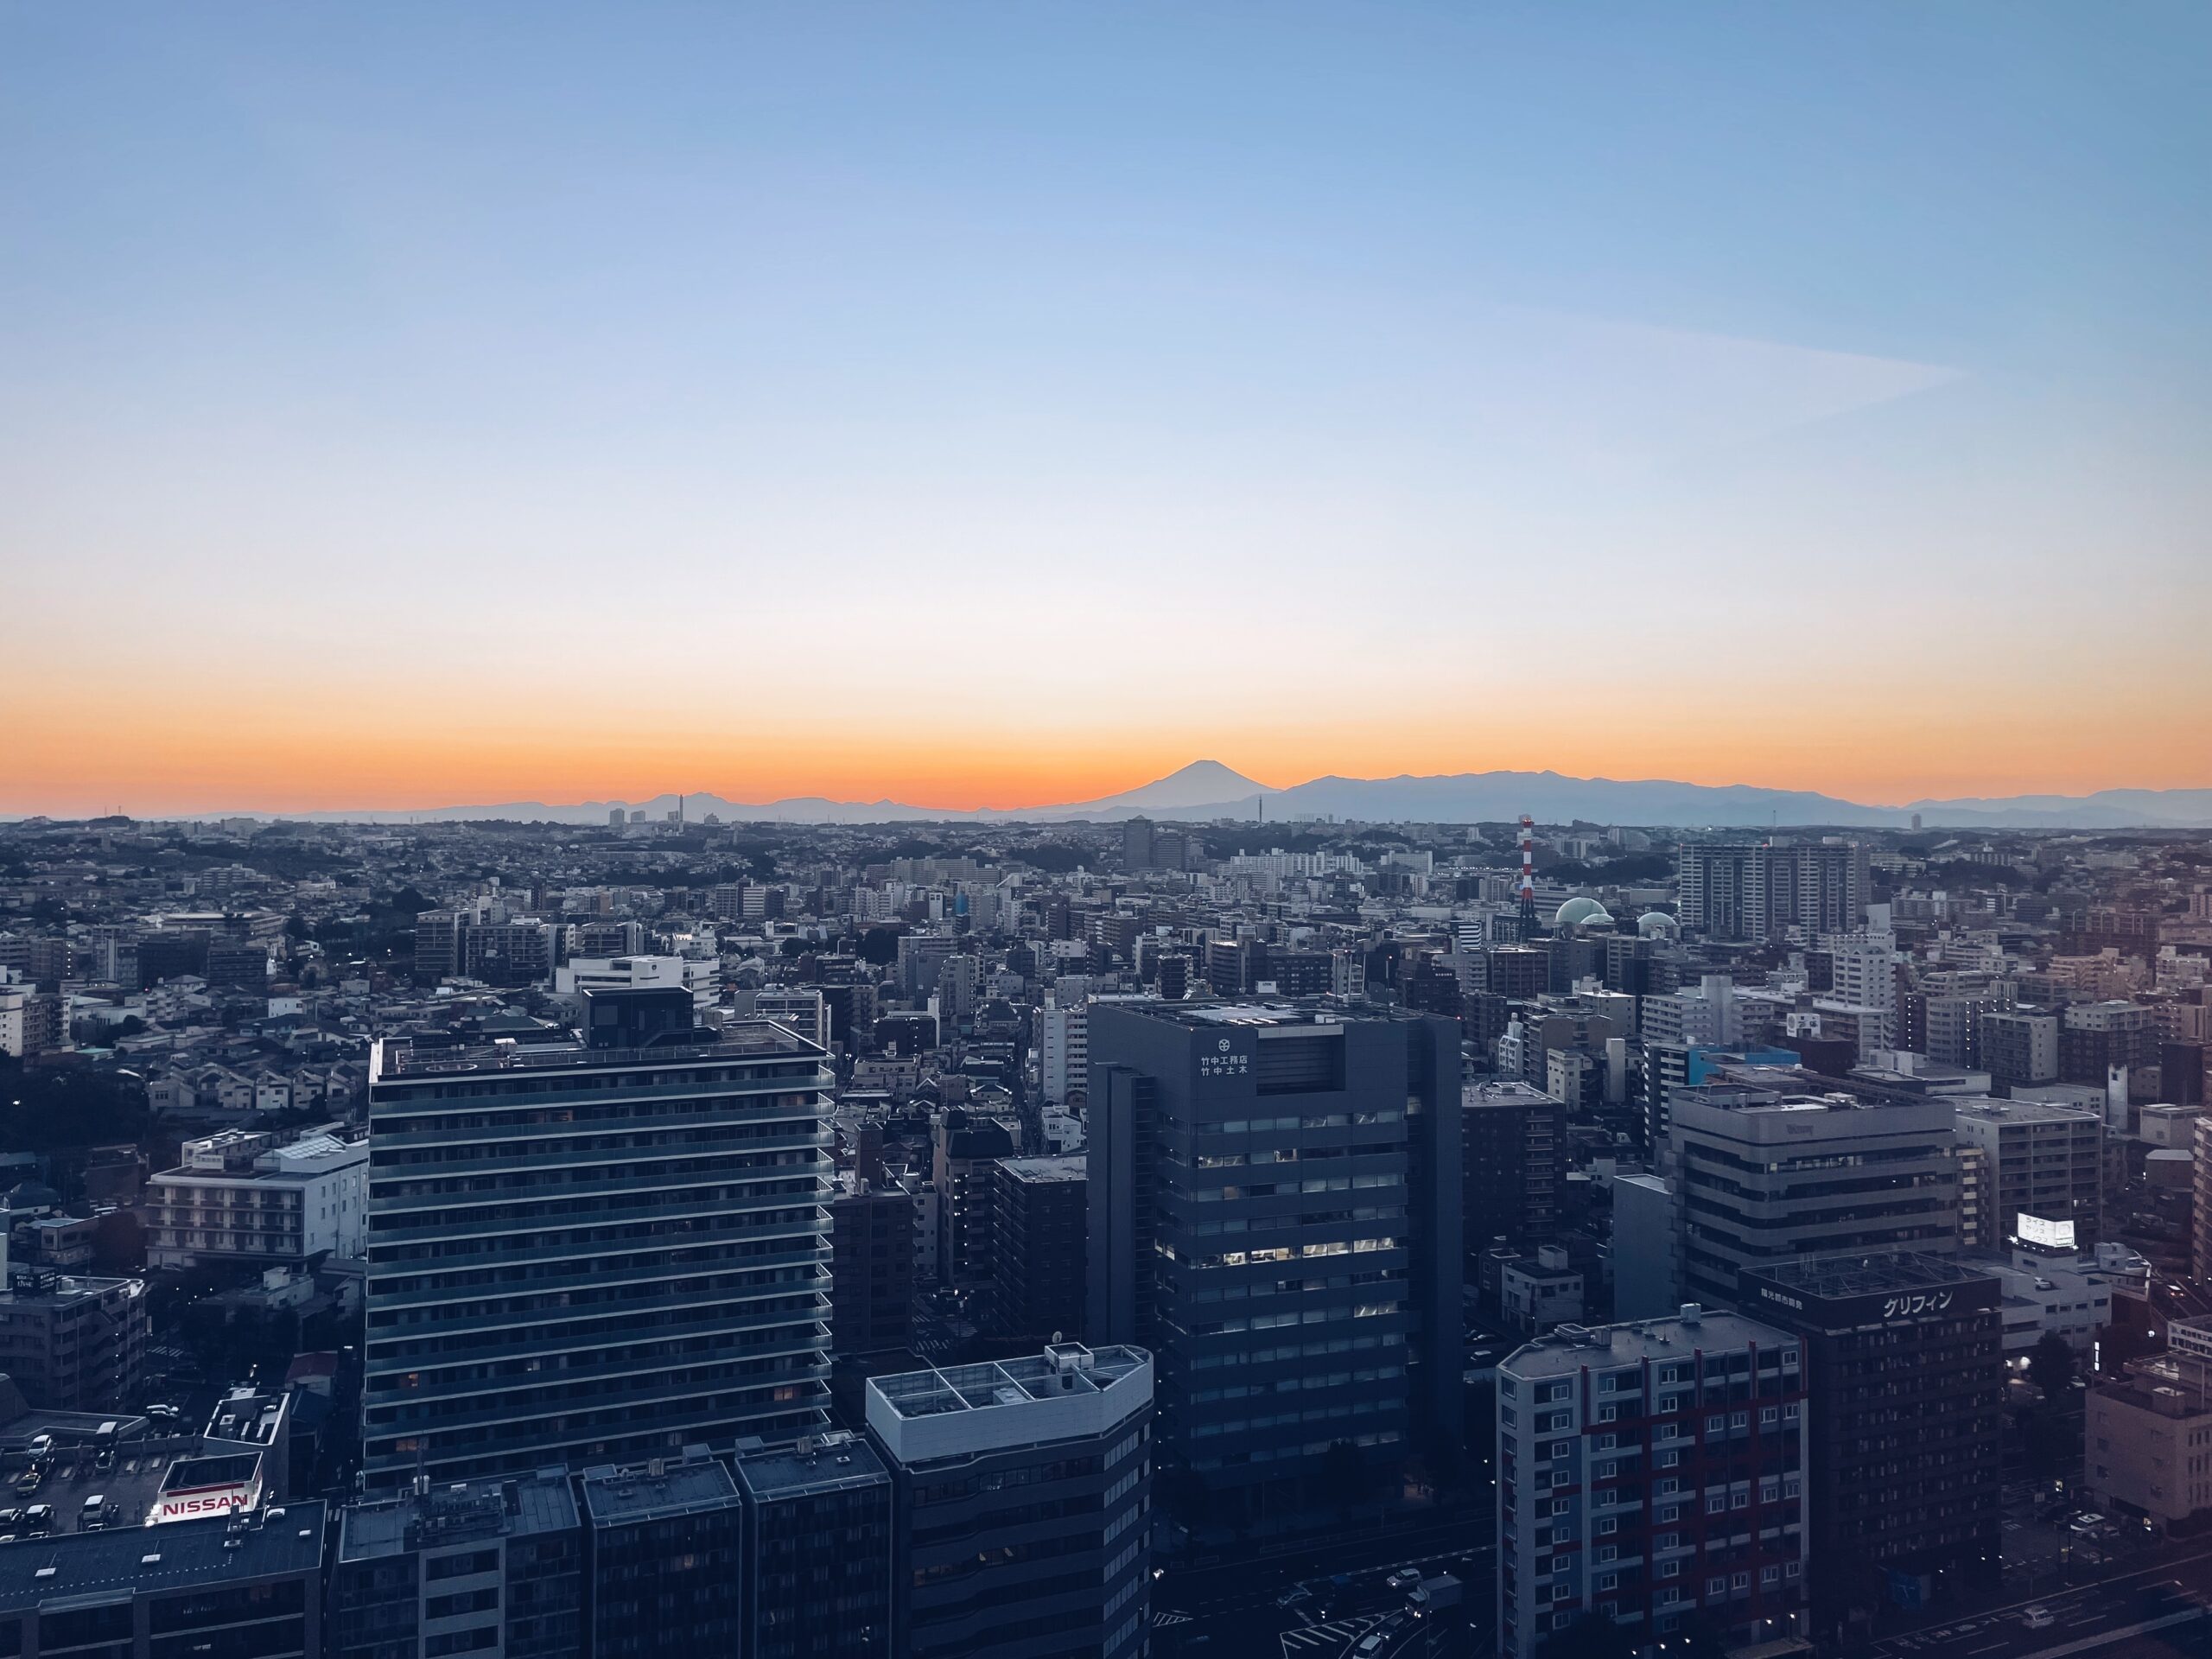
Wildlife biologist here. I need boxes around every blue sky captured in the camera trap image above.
[3,3,2208,811]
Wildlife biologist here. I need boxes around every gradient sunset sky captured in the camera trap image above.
[4,4,2209,817]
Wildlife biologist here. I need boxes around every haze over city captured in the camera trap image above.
[5,4,2209,818]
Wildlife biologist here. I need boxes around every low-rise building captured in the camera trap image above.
[0,1267,147,1412]
[143,1128,367,1269]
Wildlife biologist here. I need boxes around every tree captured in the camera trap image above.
[858,926,902,967]
[2031,1332,2076,1399]
[1535,1613,1637,1659]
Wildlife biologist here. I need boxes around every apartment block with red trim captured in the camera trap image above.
[1496,1305,1809,1659]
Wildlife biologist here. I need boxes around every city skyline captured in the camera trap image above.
[5,6,2209,817]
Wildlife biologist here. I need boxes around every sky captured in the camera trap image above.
[3,3,2209,817]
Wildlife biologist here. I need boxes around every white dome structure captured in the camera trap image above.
[1637,910,1681,939]
[1554,896,1611,931]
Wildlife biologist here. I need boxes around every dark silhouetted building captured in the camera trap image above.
[868,1344,1153,1659]
[1087,1000,1461,1523]
[733,1431,893,1659]
[830,1173,916,1357]
[582,1459,743,1659]
[1462,1078,1565,1255]
[1740,1253,2003,1637]
[986,1154,1087,1344]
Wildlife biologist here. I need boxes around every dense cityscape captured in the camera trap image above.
[2,804,2211,1656]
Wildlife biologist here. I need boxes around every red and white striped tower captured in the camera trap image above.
[1518,814,1539,936]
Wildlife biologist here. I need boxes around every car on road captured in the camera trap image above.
[2023,1605,2056,1630]
[1274,1586,1313,1611]
[1386,1568,1421,1592]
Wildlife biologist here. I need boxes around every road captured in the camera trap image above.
[1154,1512,1491,1657]
[1871,1554,2212,1659]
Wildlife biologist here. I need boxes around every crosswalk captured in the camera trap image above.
[1281,1617,1376,1654]
[1154,1611,1192,1628]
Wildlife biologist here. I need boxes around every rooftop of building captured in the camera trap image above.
[0,1269,143,1307]
[203,1389,286,1450]
[1502,1308,1792,1380]
[1955,1098,2103,1125]
[337,1473,578,1561]
[996,1154,1087,1185]
[1742,1250,1993,1301]
[372,1018,821,1080]
[578,1456,739,1525]
[1463,1079,1559,1109]
[868,1343,1149,1422]
[731,1430,888,1502]
[1105,998,1420,1031]
[0,1501,326,1613]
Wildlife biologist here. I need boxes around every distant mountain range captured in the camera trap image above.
[176,760,2212,830]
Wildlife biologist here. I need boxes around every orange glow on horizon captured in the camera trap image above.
[10,701,2212,819]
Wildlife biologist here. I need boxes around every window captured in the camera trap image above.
[1708,1577,1727,1596]
[1598,1545,1618,1562]
[1552,1498,1571,1516]
[1597,1517,1618,1535]
[1598,1573,1619,1592]
[1707,1495,1727,1515]
[1597,1461,1618,1479]
[1760,1406,1778,1424]
[1597,1405,1618,1422]
[1732,1573,1751,1590]
[1761,1566,1781,1586]
[1730,1411,1748,1427]
[1707,1415,1726,1433]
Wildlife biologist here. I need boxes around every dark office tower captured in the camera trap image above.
[734,1433,894,1659]
[412,910,467,987]
[1739,1255,2003,1639]
[581,1459,743,1659]
[987,1154,1089,1344]
[333,1474,583,1659]
[1154,827,1189,872]
[931,1110,1015,1287]
[362,1007,836,1488]
[830,1171,915,1357]
[1462,1079,1566,1255]
[1204,937,1259,995]
[136,928,210,988]
[2059,1000,2160,1085]
[1481,945,1549,1001]
[1087,1001,1462,1525]
[1602,932,1658,996]
[1155,952,1190,1001]
[1122,817,1156,870]
[868,1344,1154,1659]
[203,938,270,991]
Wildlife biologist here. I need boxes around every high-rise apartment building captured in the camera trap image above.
[1669,1081,1960,1308]
[2060,1000,2160,1087]
[1039,1000,1087,1104]
[1462,1079,1566,1255]
[1980,1009,2060,1089]
[829,1173,915,1357]
[1952,1099,2104,1247]
[1496,1308,1808,1659]
[362,1002,835,1487]
[868,1344,1154,1659]
[986,1154,1088,1346]
[1678,841,1867,942]
[1739,1254,2003,1637]
[1087,1000,1461,1522]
